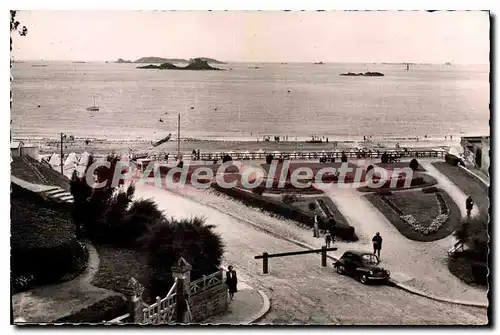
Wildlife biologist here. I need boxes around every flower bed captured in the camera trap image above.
[365,189,460,241]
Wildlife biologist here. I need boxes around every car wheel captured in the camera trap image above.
[336,265,345,275]
[359,274,368,284]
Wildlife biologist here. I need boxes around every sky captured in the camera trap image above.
[11,10,490,64]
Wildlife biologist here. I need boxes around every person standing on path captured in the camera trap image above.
[313,213,320,238]
[466,195,474,218]
[325,231,332,248]
[226,265,238,300]
[372,232,383,258]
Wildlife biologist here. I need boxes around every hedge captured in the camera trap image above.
[11,183,88,293]
[422,186,440,193]
[212,184,357,241]
[56,295,128,323]
[445,154,461,166]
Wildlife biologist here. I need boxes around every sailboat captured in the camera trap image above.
[86,96,99,111]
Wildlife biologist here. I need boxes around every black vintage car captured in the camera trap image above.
[333,250,390,284]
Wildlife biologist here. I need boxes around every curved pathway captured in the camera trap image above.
[134,183,487,324]
[12,243,120,323]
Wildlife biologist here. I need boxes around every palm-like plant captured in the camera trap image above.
[146,216,225,300]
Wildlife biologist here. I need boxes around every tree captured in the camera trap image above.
[146,217,225,299]
[265,154,274,164]
[341,152,348,163]
[222,154,232,163]
[409,158,419,171]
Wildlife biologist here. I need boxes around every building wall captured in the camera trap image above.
[20,146,39,160]
[11,148,20,157]
[188,283,228,322]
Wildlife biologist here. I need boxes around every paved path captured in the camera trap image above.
[202,281,269,324]
[134,183,487,324]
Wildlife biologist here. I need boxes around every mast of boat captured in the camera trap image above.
[177,113,181,161]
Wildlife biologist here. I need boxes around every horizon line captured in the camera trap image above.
[11,59,489,66]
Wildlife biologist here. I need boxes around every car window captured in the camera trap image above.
[361,254,378,265]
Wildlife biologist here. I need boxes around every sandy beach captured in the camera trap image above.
[16,135,458,157]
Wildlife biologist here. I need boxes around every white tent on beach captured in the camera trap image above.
[78,152,90,166]
[48,154,61,167]
[64,152,78,168]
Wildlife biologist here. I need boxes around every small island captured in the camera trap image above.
[137,58,222,71]
[115,56,225,64]
[340,71,384,77]
[116,58,132,63]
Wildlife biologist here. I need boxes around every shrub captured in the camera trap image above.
[422,186,440,193]
[213,184,357,241]
[252,185,265,195]
[341,153,348,163]
[381,152,389,164]
[445,154,460,166]
[265,154,274,164]
[56,295,128,323]
[222,154,232,163]
[409,158,419,171]
[282,193,298,204]
[146,217,225,299]
[375,189,392,196]
[71,156,165,247]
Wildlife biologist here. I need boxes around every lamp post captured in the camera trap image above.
[60,132,68,174]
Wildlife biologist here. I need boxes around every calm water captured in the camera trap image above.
[10,62,489,143]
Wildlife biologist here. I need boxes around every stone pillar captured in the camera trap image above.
[123,277,145,323]
[171,256,192,294]
[171,257,193,323]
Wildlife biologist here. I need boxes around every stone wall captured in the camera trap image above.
[188,283,228,322]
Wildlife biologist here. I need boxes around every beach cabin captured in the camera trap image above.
[10,141,24,157]
[20,144,39,159]
[460,136,490,176]
[10,141,39,160]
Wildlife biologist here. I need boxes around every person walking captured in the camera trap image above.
[313,213,320,238]
[466,195,474,218]
[325,231,332,248]
[226,265,238,300]
[372,232,383,259]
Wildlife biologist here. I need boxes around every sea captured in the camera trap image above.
[10,61,490,148]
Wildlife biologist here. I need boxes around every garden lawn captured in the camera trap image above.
[390,192,439,224]
[91,245,153,303]
[431,162,489,216]
[365,190,462,242]
[10,183,87,293]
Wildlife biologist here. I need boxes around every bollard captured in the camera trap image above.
[263,252,269,274]
[321,246,327,267]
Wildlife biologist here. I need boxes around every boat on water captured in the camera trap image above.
[86,96,99,111]
[151,133,172,147]
[306,135,323,144]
